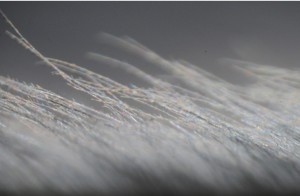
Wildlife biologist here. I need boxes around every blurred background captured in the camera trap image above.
[1,2,300,102]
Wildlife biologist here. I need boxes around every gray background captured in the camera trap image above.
[1,2,300,99]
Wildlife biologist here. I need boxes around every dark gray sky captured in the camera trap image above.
[1,2,300,98]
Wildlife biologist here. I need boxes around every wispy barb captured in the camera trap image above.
[1,10,300,195]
